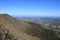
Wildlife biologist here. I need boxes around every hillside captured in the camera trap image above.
[0,14,60,40]
[0,14,40,40]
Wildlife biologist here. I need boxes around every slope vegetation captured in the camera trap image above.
[0,14,40,40]
[0,14,59,40]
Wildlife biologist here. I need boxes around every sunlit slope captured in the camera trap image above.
[0,14,40,40]
[0,14,30,31]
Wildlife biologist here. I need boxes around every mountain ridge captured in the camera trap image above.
[0,14,40,40]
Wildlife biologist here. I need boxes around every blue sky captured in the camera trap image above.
[0,0,60,17]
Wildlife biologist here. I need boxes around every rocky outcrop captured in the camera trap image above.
[0,25,17,40]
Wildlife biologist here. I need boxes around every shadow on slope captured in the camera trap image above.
[25,21,60,40]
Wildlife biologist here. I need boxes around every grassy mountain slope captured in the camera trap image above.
[0,14,59,40]
[0,14,40,40]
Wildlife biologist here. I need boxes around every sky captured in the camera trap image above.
[0,0,60,17]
